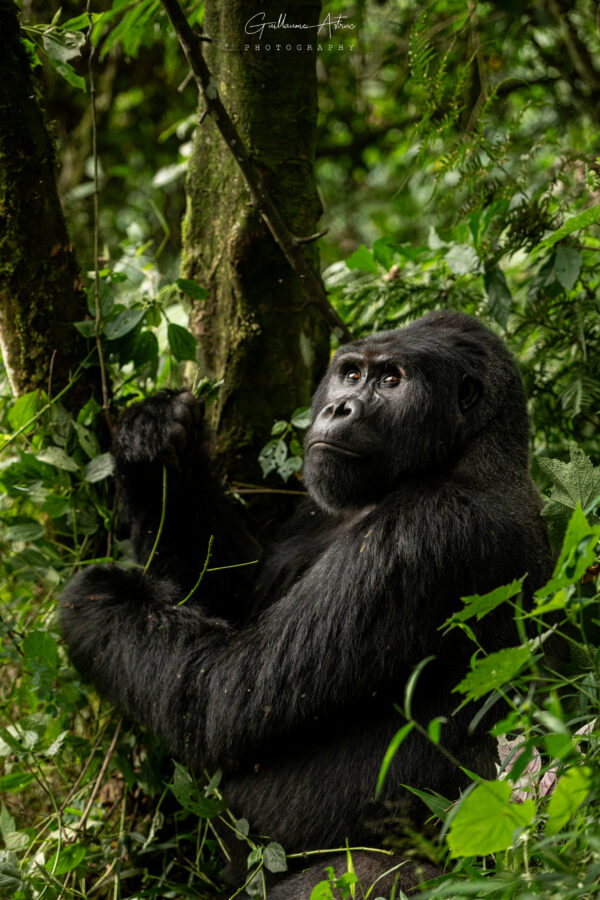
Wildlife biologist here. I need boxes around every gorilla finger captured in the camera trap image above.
[172,398,194,430]
[168,421,188,453]
[178,391,205,424]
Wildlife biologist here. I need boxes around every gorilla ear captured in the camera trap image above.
[459,374,481,412]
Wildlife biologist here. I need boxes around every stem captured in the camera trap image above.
[143,466,168,574]
[177,534,214,605]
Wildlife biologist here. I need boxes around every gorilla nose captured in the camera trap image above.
[319,397,364,422]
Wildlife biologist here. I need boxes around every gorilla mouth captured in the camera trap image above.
[308,441,363,458]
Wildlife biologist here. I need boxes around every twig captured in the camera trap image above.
[59,717,112,814]
[232,487,308,496]
[86,4,114,435]
[158,0,352,342]
[294,228,329,245]
[72,716,123,837]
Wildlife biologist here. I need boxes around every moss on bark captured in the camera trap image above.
[0,0,93,405]
[182,0,330,481]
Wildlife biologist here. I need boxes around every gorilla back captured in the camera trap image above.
[60,311,552,895]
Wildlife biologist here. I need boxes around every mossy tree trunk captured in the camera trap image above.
[182,0,330,481]
[0,0,93,405]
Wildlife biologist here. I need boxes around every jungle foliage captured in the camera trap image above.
[0,1,600,898]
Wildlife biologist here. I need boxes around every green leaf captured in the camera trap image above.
[402,784,452,819]
[247,847,262,867]
[0,804,27,853]
[47,57,86,91]
[372,236,395,269]
[46,843,87,875]
[104,308,145,340]
[74,422,101,459]
[530,202,600,256]
[41,494,70,519]
[42,30,85,62]
[445,243,480,276]
[427,716,446,745]
[245,868,264,900]
[310,882,334,900]
[23,631,58,668]
[346,245,379,275]
[74,320,96,338]
[376,721,414,797]
[454,645,532,702]
[263,842,287,873]
[271,420,288,436]
[278,456,303,482]
[447,780,535,857]
[291,406,311,429]
[554,246,582,291]
[167,323,197,361]
[176,277,209,301]
[545,766,592,835]
[85,453,115,483]
[539,444,600,517]
[443,578,525,629]
[536,503,600,598]
[7,391,40,432]
[37,446,79,472]
[404,655,435,719]
[235,818,250,839]
[168,761,225,818]
[5,521,45,542]
[0,773,34,793]
[484,263,512,328]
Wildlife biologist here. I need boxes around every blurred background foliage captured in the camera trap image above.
[1,0,600,897]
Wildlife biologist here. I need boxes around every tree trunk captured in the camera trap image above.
[0,0,93,405]
[182,0,330,481]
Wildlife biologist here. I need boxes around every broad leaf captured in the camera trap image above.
[263,842,287,873]
[535,503,600,599]
[443,578,525,629]
[167,323,197,361]
[454,645,532,702]
[37,446,79,472]
[176,277,208,301]
[545,766,592,835]
[346,245,379,275]
[554,246,582,290]
[448,780,535,857]
[104,308,145,340]
[85,453,115,483]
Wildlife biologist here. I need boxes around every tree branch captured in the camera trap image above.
[159,0,352,342]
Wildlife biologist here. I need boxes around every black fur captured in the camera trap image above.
[60,311,552,897]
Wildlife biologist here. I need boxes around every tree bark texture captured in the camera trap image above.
[0,0,92,404]
[182,0,330,481]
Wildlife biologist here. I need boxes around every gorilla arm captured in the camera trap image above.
[59,499,448,774]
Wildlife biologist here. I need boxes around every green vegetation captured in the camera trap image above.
[1,1,599,898]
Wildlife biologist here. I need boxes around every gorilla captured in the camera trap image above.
[60,311,552,897]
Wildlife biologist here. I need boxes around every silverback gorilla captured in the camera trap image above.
[60,311,552,897]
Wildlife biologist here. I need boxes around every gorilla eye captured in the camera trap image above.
[381,371,401,385]
[345,368,361,382]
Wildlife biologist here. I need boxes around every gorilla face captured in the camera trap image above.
[302,315,497,513]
